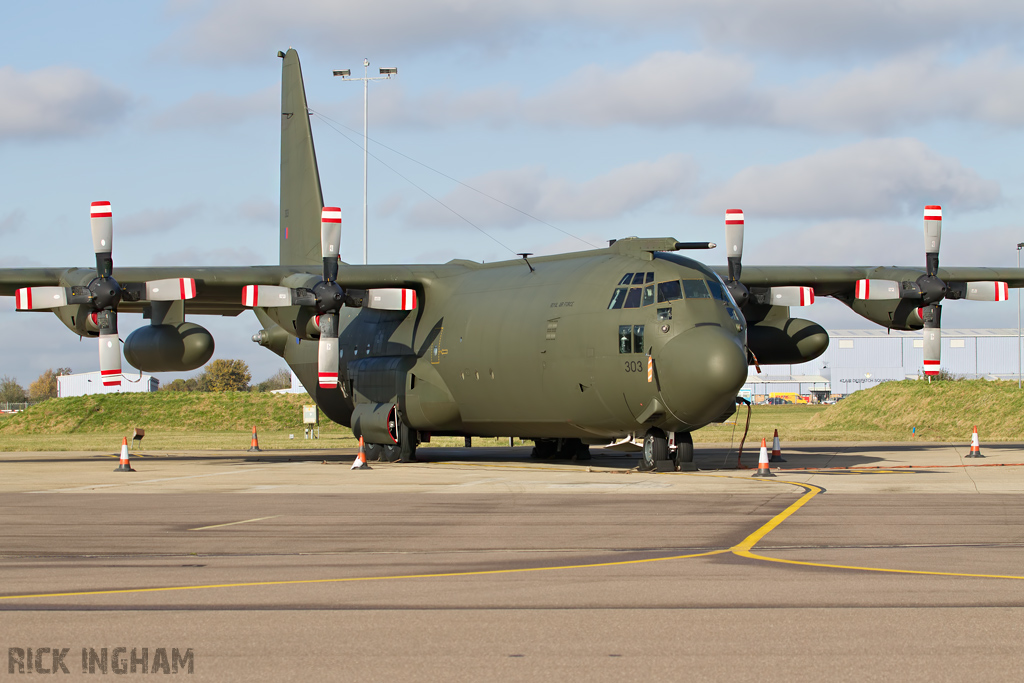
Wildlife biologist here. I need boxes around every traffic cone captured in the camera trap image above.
[752,438,774,477]
[114,437,134,472]
[769,429,786,463]
[351,436,371,470]
[966,425,984,458]
[248,425,261,452]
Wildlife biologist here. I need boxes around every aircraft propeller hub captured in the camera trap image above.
[312,280,345,315]
[916,274,946,305]
[88,276,122,310]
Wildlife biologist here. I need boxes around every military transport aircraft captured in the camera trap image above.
[2,49,1023,471]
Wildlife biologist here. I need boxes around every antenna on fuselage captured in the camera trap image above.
[517,253,535,273]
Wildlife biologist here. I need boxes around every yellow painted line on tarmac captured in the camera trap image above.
[8,472,1024,602]
[0,548,730,601]
[189,516,281,531]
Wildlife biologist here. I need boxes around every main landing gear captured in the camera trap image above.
[639,428,695,472]
[530,438,591,461]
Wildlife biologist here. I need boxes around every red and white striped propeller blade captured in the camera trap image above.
[768,286,814,307]
[242,285,294,308]
[367,288,418,311]
[99,334,121,388]
[855,279,901,300]
[964,281,1009,302]
[145,278,197,301]
[14,287,69,310]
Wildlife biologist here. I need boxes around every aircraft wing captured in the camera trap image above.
[710,265,1024,297]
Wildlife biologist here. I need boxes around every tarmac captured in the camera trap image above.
[2,440,1024,681]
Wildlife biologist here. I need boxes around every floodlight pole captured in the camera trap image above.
[1018,243,1023,388]
[333,60,397,265]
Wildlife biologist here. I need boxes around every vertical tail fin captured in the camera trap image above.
[278,49,324,267]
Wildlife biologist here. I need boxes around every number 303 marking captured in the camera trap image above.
[624,360,645,373]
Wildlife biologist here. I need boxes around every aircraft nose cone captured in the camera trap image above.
[657,325,748,426]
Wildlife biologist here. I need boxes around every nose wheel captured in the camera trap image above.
[640,429,695,471]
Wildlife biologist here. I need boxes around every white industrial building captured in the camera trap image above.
[743,328,1022,401]
[57,371,159,397]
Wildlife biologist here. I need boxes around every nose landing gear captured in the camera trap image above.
[639,429,695,471]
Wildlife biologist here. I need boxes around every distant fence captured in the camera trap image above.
[0,402,28,413]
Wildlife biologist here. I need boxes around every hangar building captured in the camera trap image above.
[57,371,159,397]
[743,328,1021,401]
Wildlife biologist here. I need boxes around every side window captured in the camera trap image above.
[607,288,628,309]
[642,284,655,307]
[623,287,643,308]
[633,325,645,354]
[618,325,632,353]
[682,280,711,299]
[658,280,682,302]
[657,307,672,321]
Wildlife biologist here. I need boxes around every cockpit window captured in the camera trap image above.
[623,287,643,308]
[607,288,628,309]
[706,278,729,302]
[631,272,646,285]
[681,279,711,299]
[618,274,633,286]
[657,280,682,302]
[618,325,632,353]
[642,284,655,307]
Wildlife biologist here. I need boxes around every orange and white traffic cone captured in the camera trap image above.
[248,425,261,452]
[966,425,984,458]
[769,429,785,463]
[115,437,134,472]
[752,438,774,477]
[351,436,371,470]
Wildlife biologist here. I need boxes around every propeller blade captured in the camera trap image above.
[924,205,941,276]
[14,286,71,310]
[90,201,114,278]
[964,281,1010,302]
[317,312,339,388]
[321,206,342,283]
[242,285,296,307]
[367,288,418,311]
[95,309,121,387]
[767,286,814,307]
[144,278,197,301]
[725,208,743,282]
[922,304,941,377]
[855,279,901,300]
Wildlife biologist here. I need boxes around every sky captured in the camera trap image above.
[2,0,1024,388]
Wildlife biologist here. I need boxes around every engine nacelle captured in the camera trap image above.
[124,322,215,372]
[747,317,829,365]
[848,298,924,331]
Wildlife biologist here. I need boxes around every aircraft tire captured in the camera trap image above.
[531,439,558,458]
[364,442,385,462]
[673,432,696,471]
[383,417,417,462]
[641,429,667,471]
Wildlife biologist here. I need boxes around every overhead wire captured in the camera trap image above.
[308,109,601,252]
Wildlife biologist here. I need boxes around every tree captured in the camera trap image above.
[28,367,71,402]
[0,376,27,405]
[255,368,292,392]
[196,359,251,392]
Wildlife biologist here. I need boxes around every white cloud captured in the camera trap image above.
[118,204,205,236]
[0,209,25,235]
[405,154,697,228]
[699,139,1001,219]
[149,86,277,130]
[777,49,1024,132]
[0,66,131,141]
[168,0,1024,62]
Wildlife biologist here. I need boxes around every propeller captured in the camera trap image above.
[14,201,197,386]
[854,205,1009,377]
[723,208,815,309]
[241,207,418,390]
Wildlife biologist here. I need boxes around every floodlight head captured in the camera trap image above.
[363,58,369,67]
[333,69,351,77]
[379,67,397,76]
